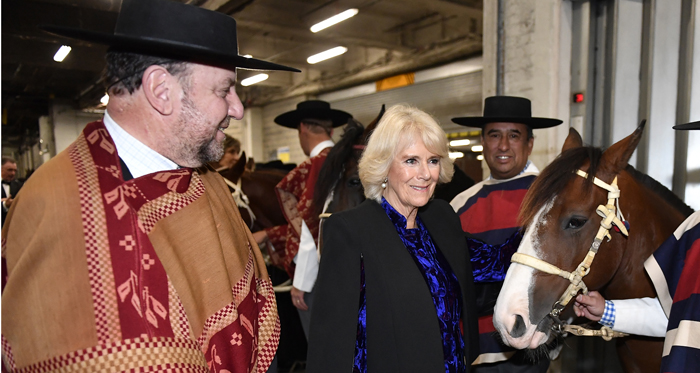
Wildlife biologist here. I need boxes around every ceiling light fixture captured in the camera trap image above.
[53,45,72,62]
[471,145,483,152]
[449,139,471,147]
[449,152,464,159]
[310,9,358,33]
[477,154,484,161]
[241,73,269,86]
[100,94,109,106]
[243,54,253,58]
[307,46,347,64]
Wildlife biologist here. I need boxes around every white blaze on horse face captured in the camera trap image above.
[494,197,555,350]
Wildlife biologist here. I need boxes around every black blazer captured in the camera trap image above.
[1,180,22,227]
[307,199,479,373]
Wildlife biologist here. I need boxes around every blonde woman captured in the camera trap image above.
[307,104,479,373]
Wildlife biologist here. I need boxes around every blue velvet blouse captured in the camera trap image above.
[352,198,465,373]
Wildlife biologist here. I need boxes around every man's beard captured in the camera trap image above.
[175,94,227,167]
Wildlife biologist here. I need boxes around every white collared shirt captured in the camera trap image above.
[292,139,335,293]
[103,111,179,179]
[309,140,334,158]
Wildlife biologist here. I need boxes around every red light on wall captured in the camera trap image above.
[573,93,584,103]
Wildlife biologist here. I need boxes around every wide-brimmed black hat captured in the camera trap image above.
[673,121,700,130]
[41,0,300,73]
[275,100,352,129]
[452,96,562,129]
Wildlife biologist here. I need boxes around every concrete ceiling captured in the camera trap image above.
[2,0,483,150]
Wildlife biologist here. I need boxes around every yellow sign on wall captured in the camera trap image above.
[376,72,415,92]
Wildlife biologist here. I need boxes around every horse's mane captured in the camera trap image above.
[312,119,365,217]
[625,166,694,217]
[519,146,694,228]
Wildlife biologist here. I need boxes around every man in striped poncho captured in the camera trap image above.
[574,120,700,373]
[450,96,562,372]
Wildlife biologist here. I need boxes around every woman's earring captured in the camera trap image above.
[381,178,388,189]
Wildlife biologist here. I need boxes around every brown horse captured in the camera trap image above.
[492,123,694,372]
[219,152,288,232]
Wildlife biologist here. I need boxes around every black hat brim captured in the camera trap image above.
[673,121,700,130]
[275,109,352,129]
[42,25,301,73]
[451,116,563,129]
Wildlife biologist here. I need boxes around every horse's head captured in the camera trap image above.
[493,123,645,350]
[313,105,385,216]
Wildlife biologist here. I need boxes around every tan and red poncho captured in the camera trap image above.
[1,121,279,372]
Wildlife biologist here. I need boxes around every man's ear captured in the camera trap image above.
[142,65,176,115]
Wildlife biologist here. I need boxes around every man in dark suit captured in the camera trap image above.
[1,157,22,227]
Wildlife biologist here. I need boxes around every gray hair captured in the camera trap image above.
[358,104,453,203]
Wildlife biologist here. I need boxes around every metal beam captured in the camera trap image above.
[673,0,695,197]
[248,36,481,104]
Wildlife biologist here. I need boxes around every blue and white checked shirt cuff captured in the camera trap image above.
[599,300,616,328]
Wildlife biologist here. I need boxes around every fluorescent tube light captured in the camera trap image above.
[449,139,471,147]
[307,46,347,64]
[449,152,464,159]
[53,45,72,62]
[310,9,358,33]
[243,54,253,58]
[241,73,269,86]
[471,145,483,152]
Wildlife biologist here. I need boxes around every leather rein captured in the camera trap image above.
[510,170,629,340]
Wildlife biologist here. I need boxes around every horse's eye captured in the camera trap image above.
[566,217,587,230]
[348,178,362,187]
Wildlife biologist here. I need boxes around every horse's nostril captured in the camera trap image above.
[510,314,526,338]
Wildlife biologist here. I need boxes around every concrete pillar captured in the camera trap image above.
[482,0,572,177]
[686,0,700,210]
[243,107,265,163]
[50,104,103,155]
[38,115,55,164]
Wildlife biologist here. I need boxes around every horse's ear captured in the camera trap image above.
[600,120,646,173]
[227,151,247,182]
[562,127,583,152]
[361,104,385,144]
[246,157,256,172]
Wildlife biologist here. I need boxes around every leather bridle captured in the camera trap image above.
[510,170,630,339]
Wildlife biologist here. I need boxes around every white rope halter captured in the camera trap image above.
[510,169,630,339]
[223,177,256,228]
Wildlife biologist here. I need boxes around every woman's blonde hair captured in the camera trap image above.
[359,104,454,203]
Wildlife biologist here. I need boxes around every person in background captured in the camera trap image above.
[450,96,562,372]
[252,100,351,339]
[307,104,479,373]
[1,0,299,371]
[1,157,22,228]
[210,134,242,170]
[574,120,700,373]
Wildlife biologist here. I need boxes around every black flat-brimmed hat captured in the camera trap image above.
[275,100,352,129]
[41,0,300,73]
[451,96,562,129]
[673,121,700,130]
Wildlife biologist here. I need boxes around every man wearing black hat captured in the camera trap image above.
[253,100,351,338]
[1,0,299,371]
[573,120,700,373]
[1,157,22,228]
[449,96,561,372]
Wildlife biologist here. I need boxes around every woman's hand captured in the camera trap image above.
[290,286,308,311]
